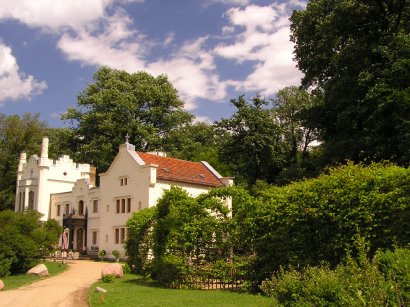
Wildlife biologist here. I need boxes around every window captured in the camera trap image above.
[115,228,120,244]
[120,177,128,186]
[115,227,127,244]
[28,191,34,210]
[65,204,70,215]
[19,192,23,212]
[121,228,126,243]
[93,200,98,213]
[116,198,131,214]
[121,199,126,213]
[57,205,61,217]
[127,198,131,213]
[78,200,84,215]
[92,231,98,245]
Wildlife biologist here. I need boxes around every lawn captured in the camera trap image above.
[89,274,273,307]
[1,261,68,291]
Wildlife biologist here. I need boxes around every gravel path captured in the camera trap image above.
[0,260,107,307]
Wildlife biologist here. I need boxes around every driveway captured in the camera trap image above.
[0,260,107,307]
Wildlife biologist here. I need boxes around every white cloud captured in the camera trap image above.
[214,2,303,95]
[0,0,304,110]
[148,37,227,110]
[0,0,111,32]
[205,0,250,6]
[0,42,47,104]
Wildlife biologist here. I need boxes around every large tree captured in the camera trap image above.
[0,113,47,211]
[290,0,410,165]
[217,96,288,185]
[63,67,193,173]
[272,86,319,163]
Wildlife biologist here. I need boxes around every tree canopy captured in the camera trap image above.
[63,66,193,173]
[290,0,410,165]
[0,113,47,211]
[217,96,288,185]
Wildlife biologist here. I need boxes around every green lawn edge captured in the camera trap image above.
[88,273,273,307]
[1,260,69,291]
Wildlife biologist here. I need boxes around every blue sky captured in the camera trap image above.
[0,0,306,127]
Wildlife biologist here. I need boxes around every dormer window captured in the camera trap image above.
[120,177,128,186]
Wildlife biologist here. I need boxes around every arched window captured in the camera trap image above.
[28,191,34,210]
[78,200,84,215]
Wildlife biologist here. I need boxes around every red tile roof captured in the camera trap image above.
[136,152,224,187]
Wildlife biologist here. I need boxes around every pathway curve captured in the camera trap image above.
[0,260,107,307]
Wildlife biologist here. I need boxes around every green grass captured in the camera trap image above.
[2,261,68,291]
[89,274,273,307]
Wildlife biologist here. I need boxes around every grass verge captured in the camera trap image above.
[2,260,68,291]
[89,274,273,307]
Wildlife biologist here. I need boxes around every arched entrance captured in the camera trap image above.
[77,228,84,252]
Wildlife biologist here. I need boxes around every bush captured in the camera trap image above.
[0,254,12,277]
[151,254,186,287]
[112,250,120,261]
[0,210,62,275]
[101,274,116,283]
[260,247,410,306]
[122,263,131,274]
[253,163,410,280]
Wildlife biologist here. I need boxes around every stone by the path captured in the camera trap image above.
[27,264,49,277]
[0,279,4,290]
[95,286,107,293]
[101,263,123,278]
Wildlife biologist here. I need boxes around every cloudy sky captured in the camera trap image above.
[0,0,306,127]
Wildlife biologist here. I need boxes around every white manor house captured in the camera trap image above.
[15,137,232,259]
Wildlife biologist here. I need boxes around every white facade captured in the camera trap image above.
[15,137,95,221]
[16,138,232,259]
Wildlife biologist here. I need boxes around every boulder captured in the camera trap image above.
[27,264,49,277]
[0,279,4,290]
[96,286,107,293]
[101,263,123,278]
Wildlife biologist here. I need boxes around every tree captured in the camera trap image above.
[63,67,193,173]
[272,86,319,162]
[217,96,288,185]
[163,122,231,176]
[290,0,410,165]
[0,113,47,211]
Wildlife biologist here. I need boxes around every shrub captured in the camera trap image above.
[101,274,116,283]
[260,246,410,306]
[122,262,131,274]
[112,250,120,261]
[0,210,62,275]
[151,254,186,287]
[253,162,410,280]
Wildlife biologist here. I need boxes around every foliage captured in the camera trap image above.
[62,67,193,173]
[0,113,47,211]
[102,274,116,283]
[98,249,106,258]
[216,95,288,185]
[272,86,320,162]
[152,186,230,263]
[164,122,231,177]
[252,162,410,281]
[126,207,156,274]
[290,0,410,166]
[0,210,62,276]
[260,246,410,306]
[122,263,131,274]
[112,249,120,260]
